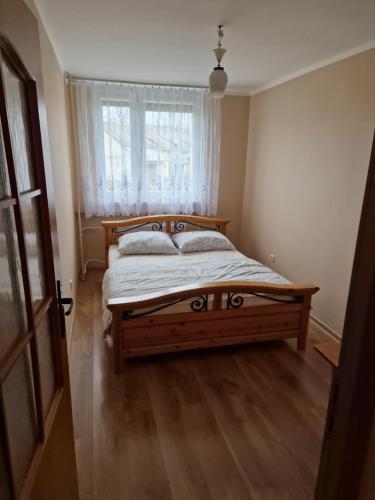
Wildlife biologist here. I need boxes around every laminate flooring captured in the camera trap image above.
[69,271,334,500]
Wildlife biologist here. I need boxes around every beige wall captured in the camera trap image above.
[218,95,250,246]
[28,0,374,341]
[82,95,250,265]
[241,49,375,336]
[26,0,78,340]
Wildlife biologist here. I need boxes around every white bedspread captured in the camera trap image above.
[102,248,289,330]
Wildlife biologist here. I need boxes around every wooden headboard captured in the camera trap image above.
[101,214,230,267]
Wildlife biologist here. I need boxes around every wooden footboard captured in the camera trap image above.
[107,281,319,373]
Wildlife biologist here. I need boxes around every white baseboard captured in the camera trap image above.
[310,314,341,341]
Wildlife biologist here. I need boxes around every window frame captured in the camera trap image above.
[101,98,134,193]
[94,87,200,206]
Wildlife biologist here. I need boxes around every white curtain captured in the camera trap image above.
[73,81,221,217]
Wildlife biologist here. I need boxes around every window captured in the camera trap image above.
[145,106,193,193]
[74,82,221,217]
[102,101,132,191]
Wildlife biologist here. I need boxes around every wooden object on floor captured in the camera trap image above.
[108,283,318,372]
[102,215,319,372]
[314,342,340,368]
[70,270,333,500]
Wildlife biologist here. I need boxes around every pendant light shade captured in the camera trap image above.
[209,67,228,98]
[209,25,228,98]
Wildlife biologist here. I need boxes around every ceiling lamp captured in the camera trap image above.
[209,25,228,98]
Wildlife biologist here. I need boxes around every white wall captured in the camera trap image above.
[241,49,375,336]
[26,0,78,341]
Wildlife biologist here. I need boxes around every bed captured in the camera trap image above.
[102,215,319,372]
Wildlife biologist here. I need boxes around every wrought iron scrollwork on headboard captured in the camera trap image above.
[122,294,209,320]
[111,221,163,236]
[121,290,297,320]
[226,291,298,309]
[173,221,221,232]
[226,292,244,309]
[190,295,208,312]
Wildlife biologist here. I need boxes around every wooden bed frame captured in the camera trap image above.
[102,215,319,373]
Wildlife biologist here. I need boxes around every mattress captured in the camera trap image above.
[102,246,291,330]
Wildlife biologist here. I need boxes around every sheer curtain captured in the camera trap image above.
[73,81,221,217]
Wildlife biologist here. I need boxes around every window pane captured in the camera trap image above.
[145,108,192,192]
[0,207,27,365]
[2,58,35,192]
[0,124,11,199]
[102,101,132,191]
[3,346,38,497]
[36,314,56,417]
[21,197,46,310]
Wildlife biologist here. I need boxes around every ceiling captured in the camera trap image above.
[34,0,375,94]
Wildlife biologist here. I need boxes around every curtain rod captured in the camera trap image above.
[65,74,208,91]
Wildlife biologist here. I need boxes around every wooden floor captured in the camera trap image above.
[69,270,334,500]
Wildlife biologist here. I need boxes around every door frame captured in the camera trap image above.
[315,129,375,498]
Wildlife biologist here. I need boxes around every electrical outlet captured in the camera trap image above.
[269,254,276,263]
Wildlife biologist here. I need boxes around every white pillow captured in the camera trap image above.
[172,231,234,253]
[118,231,179,255]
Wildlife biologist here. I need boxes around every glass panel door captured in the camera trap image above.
[0,125,10,197]
[0,135,27,365]
[0,39,64,500]
[2,348,38,497]
[2,59,35,192]
[21,196,46,310]
[36,314,56,417]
